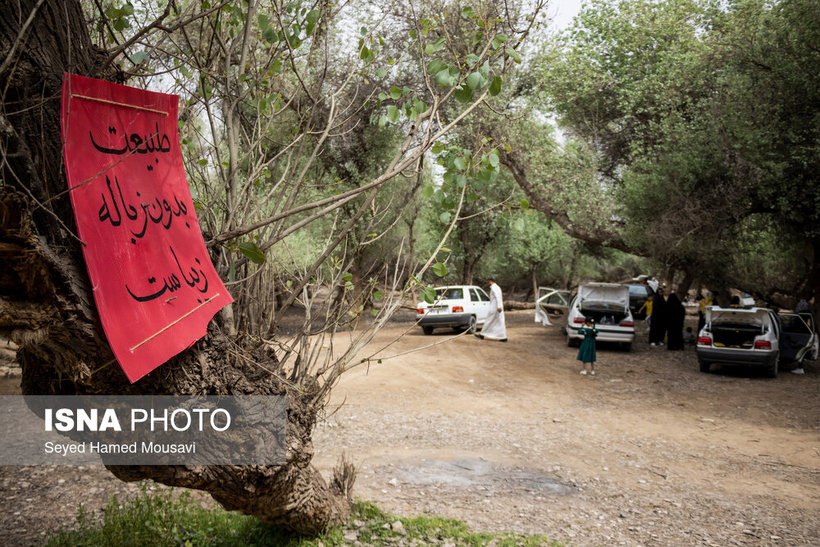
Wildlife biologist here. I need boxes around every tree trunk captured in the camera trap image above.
[0,0,350,534]
[530,269,538,302]
[677,269,695,300]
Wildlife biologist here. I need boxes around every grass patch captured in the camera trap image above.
[46,489,561,546]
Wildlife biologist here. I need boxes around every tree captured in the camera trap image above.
[0,0,545,534]
[502,0,818,304]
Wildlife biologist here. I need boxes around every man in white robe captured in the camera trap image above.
[477,278,507,341]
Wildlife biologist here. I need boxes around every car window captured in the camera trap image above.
[469,289,480,302]
[476,288,490,302]
[546,293,567,306]
[628,285,649,297]
[779,314,812,334]
[436,288,463,300]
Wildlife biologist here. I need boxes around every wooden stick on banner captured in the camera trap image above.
[71,93,168,116]
[129,294,221,352]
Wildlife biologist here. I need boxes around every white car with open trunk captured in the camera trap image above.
[697,306,817,377]
[536,283,635,351]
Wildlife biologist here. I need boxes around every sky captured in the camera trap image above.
[549,0,584,30]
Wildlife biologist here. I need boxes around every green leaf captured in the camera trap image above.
[461,6,476,18]
[466,53,480,66]
[420,286,437,304]
[514,217,526,231]
[454,156,467,170]
[427,59,446,75]
[197,158,208,166]
[387,105,400,122]
[305,9,319,35]
[423,184,435,198]
[389,86,402,100]
[239,242,266,264]
[343,272,354,282]
[373,290,384,301]
[506,47,522,64]
[489,75,502,96]
[520,198,530,209]
[466,71,483,90]
[431,142,446,154]
[425,36,446,54]
[432,262,448,277]
[434,67,457,87]
[129,50,149,65]
[454,85,474,103]
[439,211,451,223]
[492,33,509,49]
[488,149,500,167]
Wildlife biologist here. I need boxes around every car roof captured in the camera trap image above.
[433,285,480,290]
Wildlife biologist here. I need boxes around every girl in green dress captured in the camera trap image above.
[577,318,598,375]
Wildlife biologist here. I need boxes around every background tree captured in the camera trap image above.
[498,0,818,303]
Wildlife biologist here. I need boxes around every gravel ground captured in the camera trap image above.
[1,311,818,546]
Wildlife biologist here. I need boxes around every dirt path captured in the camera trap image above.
[1,311,818,545]
[311,311,819,545]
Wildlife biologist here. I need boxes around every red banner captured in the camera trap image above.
[60,74,233,383]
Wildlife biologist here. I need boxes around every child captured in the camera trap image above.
[577,318,598,375]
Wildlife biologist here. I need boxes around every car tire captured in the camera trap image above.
[464,315,477,334]
[698,359,710,373]
[766,353,779,378]
[422,326,433,335]
[622,342,632,352]
[566,334,578,347]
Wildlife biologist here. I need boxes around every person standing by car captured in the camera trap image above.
[639,296,653,325]
[665,291,686,350]
[577,318,598,375]
[649,288,667,346]
[476,278,507,342]
[697,292,712,333]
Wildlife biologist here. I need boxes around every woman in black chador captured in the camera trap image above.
[665,292,686,350]
[648,288,667,346]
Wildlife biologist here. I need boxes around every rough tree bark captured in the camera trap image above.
[0,0,351,534]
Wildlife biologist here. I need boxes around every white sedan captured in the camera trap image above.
[416,285,492,335]
[536,283,635,351]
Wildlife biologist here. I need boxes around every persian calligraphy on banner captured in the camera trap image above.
[60,73,233,383]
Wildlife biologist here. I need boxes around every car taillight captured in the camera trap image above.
[619,320,634,327]
[754,340,772,350]
[697,337,712,346]
[573,317,586,324]
[452,306,464,313]
[416,308,425,314]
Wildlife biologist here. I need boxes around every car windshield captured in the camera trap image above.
[436,288,463,300]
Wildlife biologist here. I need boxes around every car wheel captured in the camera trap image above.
[464,315,477,334]
[422,326,433,335]
[698,359,710,373]
[566,334,578,347]
[766,353,779,378]
[622,342,632,352]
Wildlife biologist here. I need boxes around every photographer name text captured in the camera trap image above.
[44,441,196,456]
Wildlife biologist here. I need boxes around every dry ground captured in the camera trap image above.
[0,310,818,546]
